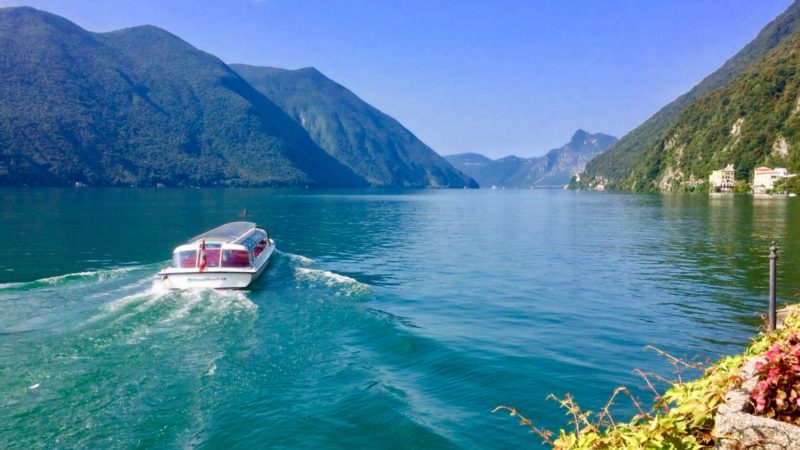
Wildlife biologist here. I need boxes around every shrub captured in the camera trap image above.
[496,308,800,448]
[750,333,800,424]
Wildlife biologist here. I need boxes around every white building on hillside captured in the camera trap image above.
[753,166,796,193]
[709,164,735,191]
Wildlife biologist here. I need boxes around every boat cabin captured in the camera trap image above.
[170,221,270,270]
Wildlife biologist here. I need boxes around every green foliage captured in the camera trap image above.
[772,176,800,193]
[0,7,366,187]
[232,64,477,188]
[576,1,800,191]
[733,181,751,194]
[496,308,800,449]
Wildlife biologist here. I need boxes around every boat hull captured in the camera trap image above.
[161,271,257,289]
[160,245,273,289]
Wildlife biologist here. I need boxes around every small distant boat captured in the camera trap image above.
[159,221,275,289]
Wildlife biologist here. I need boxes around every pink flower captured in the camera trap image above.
[766,343,783,362]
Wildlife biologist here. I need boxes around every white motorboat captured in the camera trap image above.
[159,221,275,289]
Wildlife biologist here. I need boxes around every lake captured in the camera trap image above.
[1,188,799,448]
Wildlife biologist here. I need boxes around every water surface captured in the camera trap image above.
[1,188,798,448]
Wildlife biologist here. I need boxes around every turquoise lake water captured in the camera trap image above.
[1,188,799,448]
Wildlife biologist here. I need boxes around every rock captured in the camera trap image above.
[714,358,800,449]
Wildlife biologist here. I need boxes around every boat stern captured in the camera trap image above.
[160,271,254,290]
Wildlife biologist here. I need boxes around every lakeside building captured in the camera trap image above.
[753,166,796,193]
[709,164,735,192]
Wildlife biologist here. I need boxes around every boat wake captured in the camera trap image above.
[0,264,158,292]
[0,262,257,339]
[1,251,368,339]
[89,279,258,327]
[294,267,371,297]
[274,250,372,298]
[277,250,315,267]
[0,253,462,449]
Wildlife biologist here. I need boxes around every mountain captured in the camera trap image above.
[608,27,800,191]
[231,64,477,188]
[0,7,366,187]
[575,0,800,191]
[446,130,616,188]
[443,153,522,188]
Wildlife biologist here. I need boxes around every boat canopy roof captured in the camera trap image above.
[187,221,260,245]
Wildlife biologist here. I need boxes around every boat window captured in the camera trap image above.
[173,250,197,268]
[254,238,268,257]
[239,229,267,252]
[222,250,251,268]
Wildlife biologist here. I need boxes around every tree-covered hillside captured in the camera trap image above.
[612,29,800,191]
[0,7,365,187]
[575,0,800,190]
[232,64,477,188]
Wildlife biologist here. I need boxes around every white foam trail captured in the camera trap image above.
[87,279,168,323]
[113,280,167,311]
[39,271,99,284]
[161,289,209,323]
[0,265,155,292]
[86,276,155,300]
[40,267,140,285]
[281,251,315,267]
[202,289,258,313]
[295,267,370,296]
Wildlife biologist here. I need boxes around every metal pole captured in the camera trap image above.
[769,242,778,331]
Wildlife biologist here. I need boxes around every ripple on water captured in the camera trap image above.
[3,190,800,449]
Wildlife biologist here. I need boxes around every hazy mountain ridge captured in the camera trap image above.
[575,0,800,190]
[446,130,616,188]
[231,64,477,188]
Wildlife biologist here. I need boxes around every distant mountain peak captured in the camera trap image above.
[1,5,52,17]
[569,129,589,147]
[110,24,178,37]
[103,24,198,52]
[233,65,325,78]
[497,155,524,162]
[0,5,85,34]
[295,66,324,76]
[445,131,617,188]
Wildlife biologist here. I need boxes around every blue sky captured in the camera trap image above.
[0,0,794,158]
